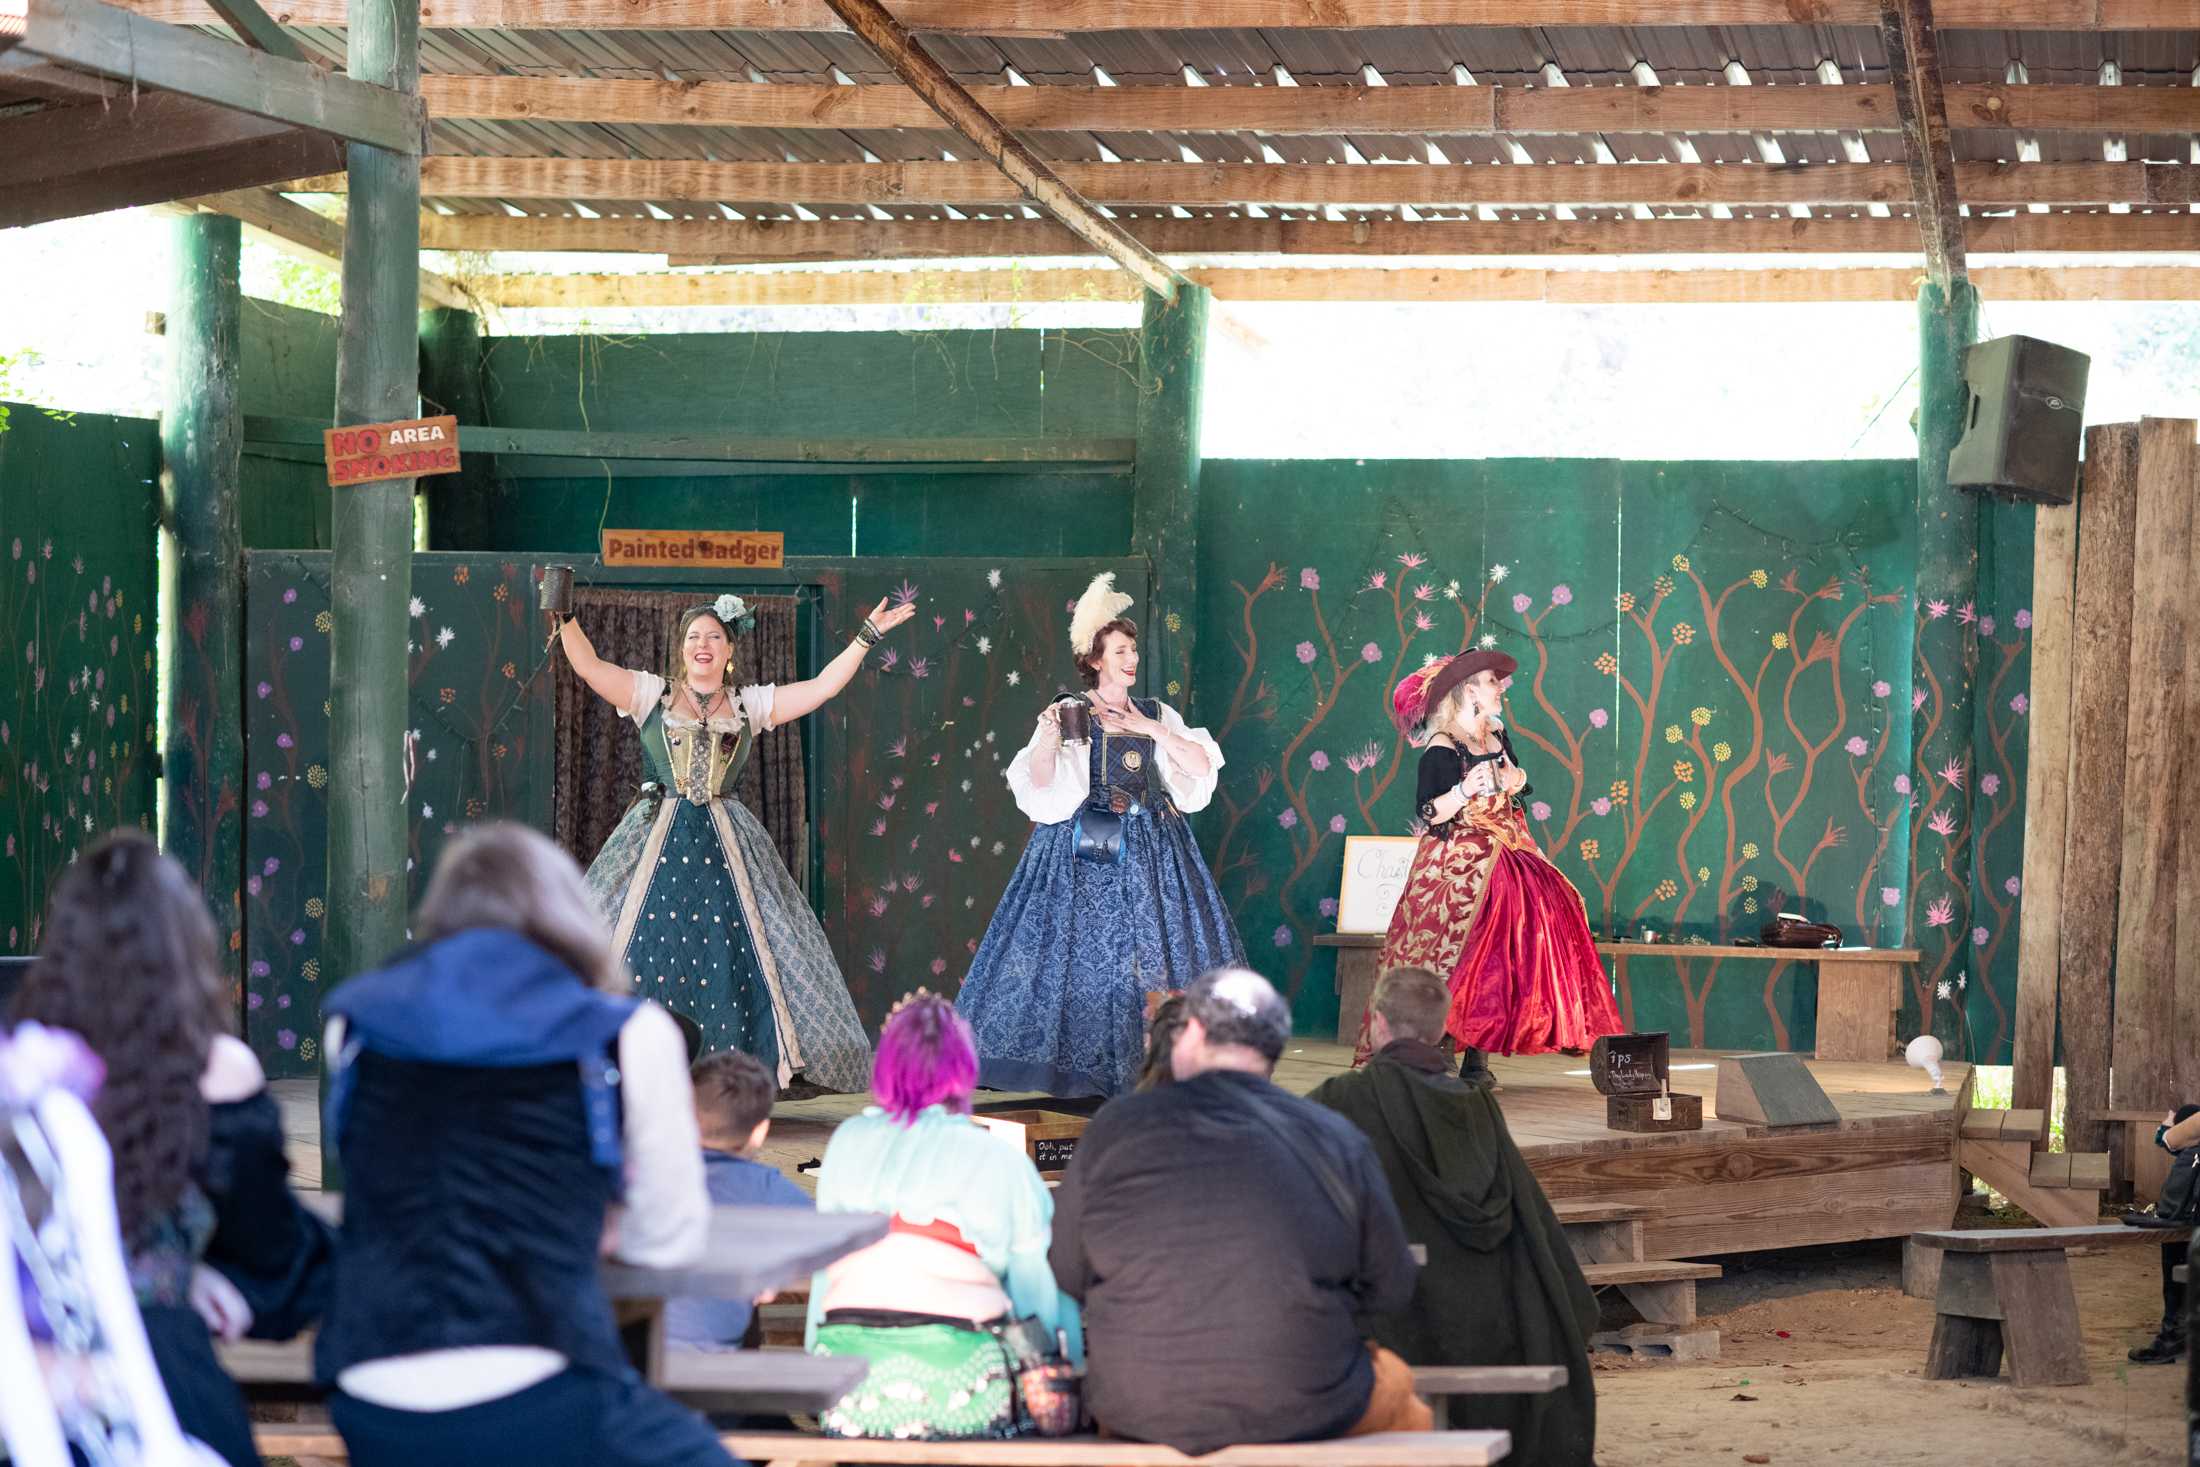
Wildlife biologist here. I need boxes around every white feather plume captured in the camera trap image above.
[1069,572,1134,656]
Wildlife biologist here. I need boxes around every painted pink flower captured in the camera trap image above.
[930,957,947,976]
[1979,615,1996,637]
[909,658,930,679]
[2010,693,2029,715]
[1926,599,1949,620]
[1980,772,2001,796]
[878,647,898,670]
[1938,759,1966,790]
[925,801,940,817]
[867,949,886,973]
[1588,708,1609,730]
[869,896,889,917]
[1278,808,1298,829]
[1972,926,1989,947]
[890,579,920,608]
[1956,602,1977,625]
[247,876,262,896]
[1925,896,1955,928]
[1592,797,1612,816]
[878,793,897,810]
[1360,642,1382,663]
[2014,608,2032,629]
[1912,688,1927,711]
[1872,679,1891,699]
[1367,571,1388,591]
[1530,801,1552,822]
[251,800,268,818]
[276,732,294,749]
[1845,735,1869,756]
[1402,582,1431,605]
[1319,897,1338,918]
[1309,750,1330,771]
[870,818,888,836]
[1273,925,1294,948]
[1397,552,1427,569]
[264,857,280,876]
[1894,774,1912,795]
[248,993,263,1011]
[1329,815,1347,834]
[1296,641,1317,664]
[1551,585,1573,607]
[282,587,298,604]
[1300,567,1320,591]
[257,682,272,699]
[2005,875,2021,896]
[1414,611,1435,631]
[277,1030,297,1051]
[1928,808,1957,837]
[1512,593,1532,615]
[963,608,975,624]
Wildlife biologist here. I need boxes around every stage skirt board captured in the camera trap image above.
[764,1043,1973,1262]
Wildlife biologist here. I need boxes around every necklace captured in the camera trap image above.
[686,682,725,717]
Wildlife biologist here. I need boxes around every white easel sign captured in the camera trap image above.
[1335,835,1418,935]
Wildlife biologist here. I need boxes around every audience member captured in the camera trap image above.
[2129,1103,2200,1365]
[1050,967,1428,1454]
[806,992,1080,1440]
[313,822,727,1467]
[666,1049,813,1352]
[1311,965,1598,1464]
[11,830,331,1467]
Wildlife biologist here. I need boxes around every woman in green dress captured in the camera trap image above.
[556,592,915,1093]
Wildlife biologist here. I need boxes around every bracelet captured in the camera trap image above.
[855,619,883,649]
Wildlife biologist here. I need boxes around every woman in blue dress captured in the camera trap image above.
[557,591,914,1094]
[956,574,1244,1097]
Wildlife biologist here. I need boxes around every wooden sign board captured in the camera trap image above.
[1590,1032,1670,1096]
[1337,835,1419,935]
[601,530,785,568]
[324,415,460,487]
[973,1109,1088,1177]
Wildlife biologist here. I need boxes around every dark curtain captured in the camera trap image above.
[552,589,808,884]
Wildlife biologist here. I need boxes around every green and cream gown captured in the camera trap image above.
[582,669,872,1093]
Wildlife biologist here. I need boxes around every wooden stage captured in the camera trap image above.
[762,1042,1974,1263]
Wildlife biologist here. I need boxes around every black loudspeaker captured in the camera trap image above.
[1947,334,2090,505]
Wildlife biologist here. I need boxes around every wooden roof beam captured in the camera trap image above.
[1882,0,1968,292]
[412,210,2200,259]
[412,76,2200,137]
[197,0,303,59]
[185,186,471,309]
[18,0,421,152]
[293,157,2200,208]
[99,0,2200,34]
[814,0,1186,301]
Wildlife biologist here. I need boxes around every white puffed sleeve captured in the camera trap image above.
[1005,716,1090,825]
[1151,702,1225,814]
[739,683,777,731]
[621,670,667,723]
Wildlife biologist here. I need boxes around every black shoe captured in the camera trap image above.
[2129,1330,2186,1364]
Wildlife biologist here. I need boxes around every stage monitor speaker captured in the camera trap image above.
[1946,334,2090,506]
[1713,1052,1840,1128]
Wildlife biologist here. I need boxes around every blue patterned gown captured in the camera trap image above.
[582,670,873,1093]
[956,696,1245,1097]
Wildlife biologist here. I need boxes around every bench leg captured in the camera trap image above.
[1618,1279,1697,1327]
[1926,1314,2005,1380]
[1993,1251,2089,1387]
[1813,961,1898,1062]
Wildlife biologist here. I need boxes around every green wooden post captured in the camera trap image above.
[160,213,246,989]
[1130,283,1209,717]
[324,0,419,1021]
[419,306,496,550]
[1909,279,1981,1049]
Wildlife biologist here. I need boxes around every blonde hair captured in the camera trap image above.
[415,822,626,993]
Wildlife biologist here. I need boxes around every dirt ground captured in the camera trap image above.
[1592,1239,2185,1466]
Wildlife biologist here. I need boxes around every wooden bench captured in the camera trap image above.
[255,1425,1510,1465]
[1316,933,1919,1062]
[1912,1225,2169,1386]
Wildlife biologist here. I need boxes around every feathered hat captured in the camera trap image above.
[1389,648,1519,738]
[1070,572,1135,657]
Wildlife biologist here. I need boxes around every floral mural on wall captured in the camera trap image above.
[242,553,552,1075]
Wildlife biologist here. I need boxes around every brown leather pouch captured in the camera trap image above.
[1761,914,1843,949]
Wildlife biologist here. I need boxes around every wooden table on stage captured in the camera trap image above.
[1316,933,1920,1062]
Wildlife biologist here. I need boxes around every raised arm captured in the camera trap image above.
[762,597,917,729]
[557,615,638,715]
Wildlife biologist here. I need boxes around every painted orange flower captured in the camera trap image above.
[1579,839,1600,861]
[453,566,471,585]
[1672,622,1696,645]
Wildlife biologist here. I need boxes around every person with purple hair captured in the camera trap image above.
[805,993,1081,1440]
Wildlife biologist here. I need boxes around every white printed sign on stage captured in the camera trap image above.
[1335,835,1419,935]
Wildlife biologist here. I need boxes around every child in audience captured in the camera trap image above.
[666,1050,813,1352]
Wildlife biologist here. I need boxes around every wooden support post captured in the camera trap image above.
[1880,0,1968,296]
[1130,284,1209,720]
[417,306,497,550]
[2061,424,2139,1158]
[813,0,1187,302]
[2180,431,2200,1106]
[1908,279,1980,1046]
[159,211,246,995]
[2011,495,2077,1118]
[323,0,419,1108]
[2111,419,2196,1114]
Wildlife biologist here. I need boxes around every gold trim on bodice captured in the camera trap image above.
[659,702,753,806]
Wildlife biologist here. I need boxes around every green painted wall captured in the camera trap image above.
[1194,458,1926,1054]
[239,299,337,549]
[1967,495,2036,1065]
[0,408,162,952]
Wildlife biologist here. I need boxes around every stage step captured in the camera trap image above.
[1957,1138,2101,1228]
[1554,1201,1647,1264]
[1580,1259,1722,1327]
[1959,1108,2047,1143]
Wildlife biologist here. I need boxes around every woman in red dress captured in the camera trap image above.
[1357,649,1621,1084]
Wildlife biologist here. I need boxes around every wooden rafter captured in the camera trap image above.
[101,0,2200,33]
[412,210,2200,260]
[411,77,2200,138]
[814,0,1185,300]
[1881,0,1969,293]
[299,157,2200,208]
[197,0,302,58]
[472,265,2200,310]
[16,0,422,152]
[185,186,469,308]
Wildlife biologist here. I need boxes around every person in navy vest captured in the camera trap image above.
[314,821,731,1467]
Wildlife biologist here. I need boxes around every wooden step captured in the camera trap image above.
[1552,1202,1648,1225]
[1960,1107,2047,1143]
[2030,1151,2112,1190]
[1958,1139,2100,1228]
[1582,1258,1722,1328]
[1580,1260,1723,1287]
[1555,1201,1646,1264]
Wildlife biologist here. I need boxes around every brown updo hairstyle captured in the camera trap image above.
[1074,617,1138,688]
[665,607,738,691]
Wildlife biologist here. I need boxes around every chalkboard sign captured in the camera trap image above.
[1033,1136,1079,1171]
[974,1109,1089,1177]
[1589,1032,1670,1096]
[1337,836,1419,934]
